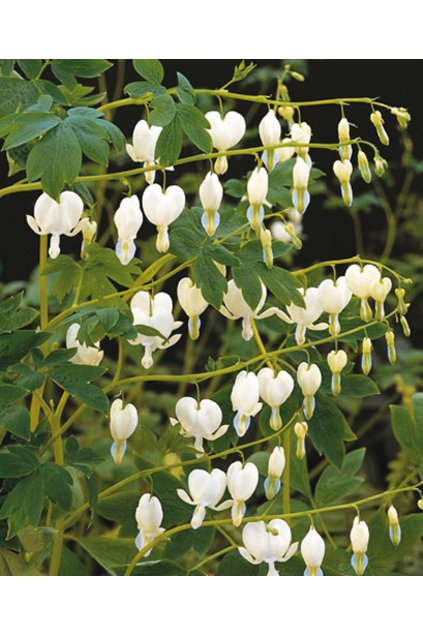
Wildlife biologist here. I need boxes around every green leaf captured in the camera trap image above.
[0,404,30,440]
[390,393,423,465]
[52,59,112,80]
[41,464,73,511]
[155,117,183,165]
[224,178,246,198]
[232,265,263,310]
[367,509,423,572]
[194,251,227,309]
[79,245,141,300]
[0,384,28,408]
[175,72,196,104]
[96,491,139,528]
[124,81,166,99]
[229,60,257,85]
[3,112,61,150]
[97,118,125,153]
[44,255,81,303]
[314,448,365,506]
[0,547,42,575]
[0,293,38,333]
[26,120,82,199]
[0,331,50,371]
[149,93,176,126]
[67,113,109,165]
[217,549,260,576]
[76,537,136,575]
[0,77,38,116]
[308,394,356,469]
[48,364,108,414]
[133,59,164,85]
[204,243,239,267]
[0,446,38,478]
[257,263,305,308]
[164,526,215,560]
[169,210,204,259]
[177,103,212,153]
[0,471,44,538]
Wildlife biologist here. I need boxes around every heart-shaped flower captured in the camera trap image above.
[142,184,185,252]
[205,110,246,174]
[170,396,228,455]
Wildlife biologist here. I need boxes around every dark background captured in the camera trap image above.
[1,59,421,281]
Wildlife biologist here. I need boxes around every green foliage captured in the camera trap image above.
[390,393,423,467]
[314,448,365,506]
[0,470,44,537]
[308,394,356,469]
[48,363,108,414]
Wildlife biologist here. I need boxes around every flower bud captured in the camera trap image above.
[357,150,372,183]
[260,227,273,269]
[395,288,408,315]
[247,167,268,230]
[265,446,285,499]
[418,499,423,511]
[385,330,396,364]
[199,171,223,236]
[391,107,411,129]
[292,156,310,214]
[361,337,373,375]
[301,526,325,576]
[374,155,388,177]
[294,421,308,459]
[400,315,411,337]
[259,110,281,171]
[370,110,389,145]
[278,105,295,123]
[350,516,369,575]
[297,362,322,419]
[80,218,97,259]
[387,505,401,546]
[333,159,353,207]
[338,117,352,160]
[327,349,348,395]
[109,398,139,464]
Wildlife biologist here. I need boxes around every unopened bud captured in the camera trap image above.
[418,499,423,511]
[385,331,397,364]
[391,107,411,129]
[333,159,353,207]
[400,315,411,338]
[260,228,273,269]
[278,105,295,122]
[294,421,308,459]
[395,288,408,315]
[357,150,372,183]
[338,118,352,161]
[361,337,373,375]
[374,155,388,177]
[387,505,401,546]
[370,110,389,146]
[290,71,305,82]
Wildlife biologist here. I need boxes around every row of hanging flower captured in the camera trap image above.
[134,470,403,576]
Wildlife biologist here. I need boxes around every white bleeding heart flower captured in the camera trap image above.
[246,167,269,230]
[199,171,223,236]
[177,277,208,340]
[277,137,296,162]
[345,264,381,321]
[276,287,327,345]
[170,396,228,455]
[79,218,97,259]
[264,446,285,500]
[230,371,263,437]
[350,516,370,575]
[239,519,298,576]
[205,110,246,174]
[370,276,392,320]
[113,195,143,265]
[333,159,353,207]
[257,368,295,430]
[292,156,311,213]
[129,291,182,369]
[301,526,325,576]
[177,468,229,529]
[26,191,84,259]
[297,362,322,419]
[227,461,259,526]
[142,184,185,252]
[361,336,373,375]
[109,398,138,464]
[291,122,312,160]
[126,120,162,183]
[220,280,277,341]
[317,276,352,336]
[135,494,165,555]
[259,109,281,170]
[337,117,352,160]
[66,323,104,367]
[327,349,348,395]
